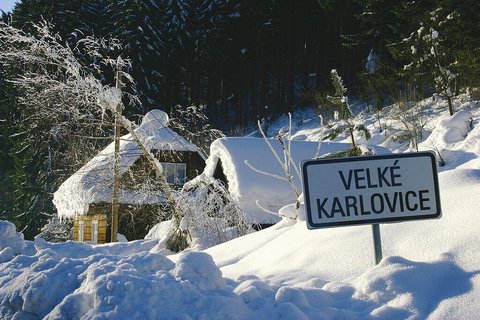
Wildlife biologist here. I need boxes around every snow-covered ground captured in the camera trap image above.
[0,95,479,319]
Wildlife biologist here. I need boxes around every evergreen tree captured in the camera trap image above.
[328,69,358,150]
[105,0,165,113]
[161,0,193,109]
[355,0,398,122]
[1,10,11,23]
[0,59,57,238]
[55,0,107,40]
[11,0,57,32]
[438,0,480,90]
[391,4,461,115]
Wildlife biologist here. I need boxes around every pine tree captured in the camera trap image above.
[11,0,56,31]
[328,69,359,152]
[438,0,480,91]
[55,0,107,40]
[355,0,398,125]
[105,0,165,113]
[394,5,459,115]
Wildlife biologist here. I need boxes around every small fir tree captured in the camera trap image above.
[399,7,458,116]
[328,69,359,153]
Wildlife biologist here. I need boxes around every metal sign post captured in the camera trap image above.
[302,152,441,265]
[372,224,382,264]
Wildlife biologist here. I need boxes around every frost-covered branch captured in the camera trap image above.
[314,115,325,159]
[255,200,279,215]
[255,118,301,197]
[169,104,225,156]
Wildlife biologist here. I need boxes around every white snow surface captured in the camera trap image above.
[1,95,480,319]
[53,109,198,218]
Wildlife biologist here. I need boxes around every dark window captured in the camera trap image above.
[160,162,187,185]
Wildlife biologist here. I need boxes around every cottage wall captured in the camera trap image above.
[73,214,107,244]
[87,203,170,242]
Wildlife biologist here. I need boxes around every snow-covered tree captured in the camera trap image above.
[55,0,107,39]
[0,21,115,237]
[399,7,458,116]
[328,69,360,152]
[169,104,225,156]
[0,22,180,241]
[0,21,253,247]
[105,0,165,112]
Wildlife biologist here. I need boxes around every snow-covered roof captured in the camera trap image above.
[196,137,388,224]
[53,110,200,218]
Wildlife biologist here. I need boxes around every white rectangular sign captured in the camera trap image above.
[302,152,441,229]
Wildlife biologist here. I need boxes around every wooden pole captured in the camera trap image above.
[111,62,122,243]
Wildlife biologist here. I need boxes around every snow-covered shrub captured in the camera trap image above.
[174,178,254,250]
[391,88,428,151]
[430,110,473,144]
[35,217,73,243]
[151,177,254,252]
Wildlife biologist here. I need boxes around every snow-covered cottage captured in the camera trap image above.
[53,110,206,243]
[191,137,355,228]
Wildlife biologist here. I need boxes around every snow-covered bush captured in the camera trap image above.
[174,178,254,250]
[148,177,254,252]
[390,88,429,151]
[423,110,474,165]
[35,217,73,243]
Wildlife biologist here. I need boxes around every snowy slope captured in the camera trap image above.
[0,95,479,319]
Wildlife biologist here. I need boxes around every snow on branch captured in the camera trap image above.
[249,115,301,198]
[314,115,325,159]
[255,200,280,215]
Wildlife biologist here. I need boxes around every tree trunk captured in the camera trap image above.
[447,96,454,116]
